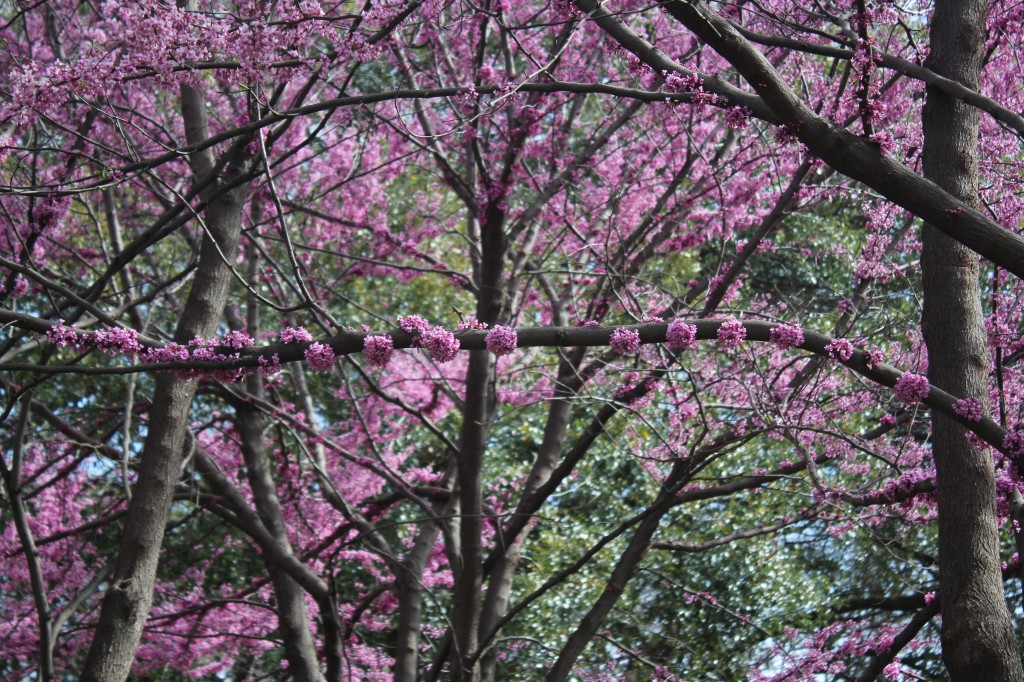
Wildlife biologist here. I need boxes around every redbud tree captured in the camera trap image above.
[1,1,1024,681]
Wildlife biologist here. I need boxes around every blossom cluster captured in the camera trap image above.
[724,106,752,129]
[893,372,930,403]
[610,328,641,355]
[396,316,462,363]
[45,322,141,356]
[304,342,336,372]
[280,326,313,343]
[825,338,854,362]
[769,324,804,349]
[665,319,697,351]
[363,335,394,368]
[485,325,518,356]
[1004,431,1024,457]
[139,334,253,383]
[398,315,430,337]
[716,319,746,348]
[952,397,985,422]
[421,327,460,363]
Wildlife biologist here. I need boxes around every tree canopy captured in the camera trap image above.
[2,1,1024,680]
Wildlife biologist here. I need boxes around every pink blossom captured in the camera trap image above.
[223,330,254,349]
[45,321,81,349]
[89,327,142,356]
[421,327,459,363]
[258,353,282,376]
[304,342,336,372]
[775,121,802,144]
[665,319,697,351]
[826,338,855,361]
[870,131,896,155]
[485,325,518,356]
[893,372,930,403]
[457,317,488,331]
[724,106,752,129]
[609,328,641,355]
[280,326,313,343]
[1004,431,1024,457]
[952,397,984,422]
[716,319,746,348]
[141,342,190,364]
[399,315,431,338]
[363,335,394,368]
[5,272,27,296]
[769,324,804,349]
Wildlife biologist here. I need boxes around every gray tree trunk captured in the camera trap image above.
[80,84,250,682]
[236,400,324,681]
[922,2,1024,679]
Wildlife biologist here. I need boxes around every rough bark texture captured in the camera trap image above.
[922,2,1024,679]
[80,84,249,682]
[236,399,323,682]
[394,463,456,682]
[451,210,502,679]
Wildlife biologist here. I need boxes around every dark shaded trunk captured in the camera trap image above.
[394,460,457,682]
[236,401,323,681]
[922,2,1024,679]
[80,84,249,682]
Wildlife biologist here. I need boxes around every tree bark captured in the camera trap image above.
[922,2,1024,679]
[394,460,457,682]
[236,400,323,681]
[80,84,249,682]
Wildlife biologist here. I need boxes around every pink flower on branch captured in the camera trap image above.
[304,342,336,372]
[363,335,394,369]
[45,321,82,350]
[893,372,930,403]
[952,397,984,422]
[1004,431,1024,457]
[258,353,282,377]
[825,338,854,362]
[280,326,313,343]
[769,324,804,349]
[222,330,254,350]
[724,106,752,129]
[665,319,697,351]
[609,328,641,355]
[421,327,459,363]
[716,319,746,348]
[398,315,430,338]
[90,327,141,356]
[485,325,518,357]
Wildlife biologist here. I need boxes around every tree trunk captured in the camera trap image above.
[394,460,456,682]
[80,84,249,682]
[236,401,323,681]
[922,2,1024,679]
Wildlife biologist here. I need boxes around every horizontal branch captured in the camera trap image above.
[5,316,1019,458]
